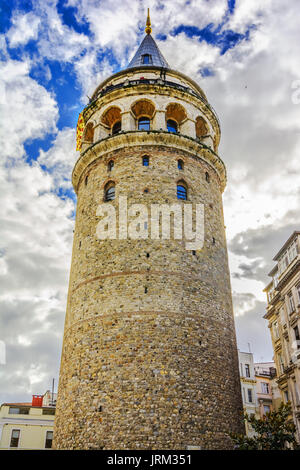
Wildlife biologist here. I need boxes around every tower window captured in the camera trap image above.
[142,54,152,64]
[178,159,184,170]
[143,156,149,166]
[112,121,121,135]
[104,182,115,202]
[177,182,187,200]
[205,172,210,182]
[108,160,114,171]
[167,119,178,133]
[138,116,150,131]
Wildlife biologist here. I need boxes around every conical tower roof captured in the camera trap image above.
[127,34,170,69]
[127,9,169,69]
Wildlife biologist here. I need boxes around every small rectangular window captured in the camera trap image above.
[261,382,269,394]
[45,430,53,449]
[288,293,295,314]
[297,284,300,303]
[8,407,29,414]
[294,326,300,349]
[142,54,152,64]
[143,156,149,166]
[247,389,253,403]
[43,408,55,415]
[10,429,20,448]
[245,364,250,377]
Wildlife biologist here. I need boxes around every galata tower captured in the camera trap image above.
[53,11,244,450]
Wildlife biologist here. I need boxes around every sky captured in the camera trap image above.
[0,0,300,403]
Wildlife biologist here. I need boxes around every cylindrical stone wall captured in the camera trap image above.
[53,137,244,449]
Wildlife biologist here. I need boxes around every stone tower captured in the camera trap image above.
[53,12,244,450]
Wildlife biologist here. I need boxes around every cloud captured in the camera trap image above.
[0,58,58,159]
[7,12,41,48]
[233,295,273,363]
[1,0,300,401]
[38,127,77,191]
[0,156,74,402]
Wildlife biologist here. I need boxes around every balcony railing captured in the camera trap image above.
[84,78,220,128]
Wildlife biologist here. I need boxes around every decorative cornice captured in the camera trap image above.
[72,130,227,194]
[276,259,300,291]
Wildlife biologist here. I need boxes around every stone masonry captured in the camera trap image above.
[53,28,244,449]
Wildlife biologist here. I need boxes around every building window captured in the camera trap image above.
[297,284,300,304]
[279,353,285,374]
[284,390,289,402]
[108,160,114,171]
[10,429,20,448]
[45,430,53,449]
[261,382,269,394]
[288,292,295,314]
[205,171,210,183]
[104,182,115,202]
[138,116,150,130]
[273,321,279,339]
[142,54,152,64]
[263,405,270,415]
[167,119,178,133]
[178,159,183,170]
[245,364,250,377]
[247,389,253,403]
[112,121,121,135]
[42,408,55,415]
[294,325,300,349]
[177,182,187,200]
[278,240,298,275]
[142,156,149,166]
[9,407,29,414]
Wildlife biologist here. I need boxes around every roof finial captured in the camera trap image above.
[145,8,152,35]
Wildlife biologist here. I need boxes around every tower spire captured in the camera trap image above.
[145,8,152,35]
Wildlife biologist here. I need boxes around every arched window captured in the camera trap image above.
[143,156,149,166]
[178,159,184,170]
[177,181,187,200]
[166,103,186,133]
[108,160,114,171]
[112,121,121,135]
[138,117,150,131]
[101,107,121,135]
[196,116,209,139]
[167,119,178,133]
[104,182,115,201]
[84,122,94,142]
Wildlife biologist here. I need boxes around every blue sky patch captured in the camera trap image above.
[57,0,91,36]
[172,23,250,55]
